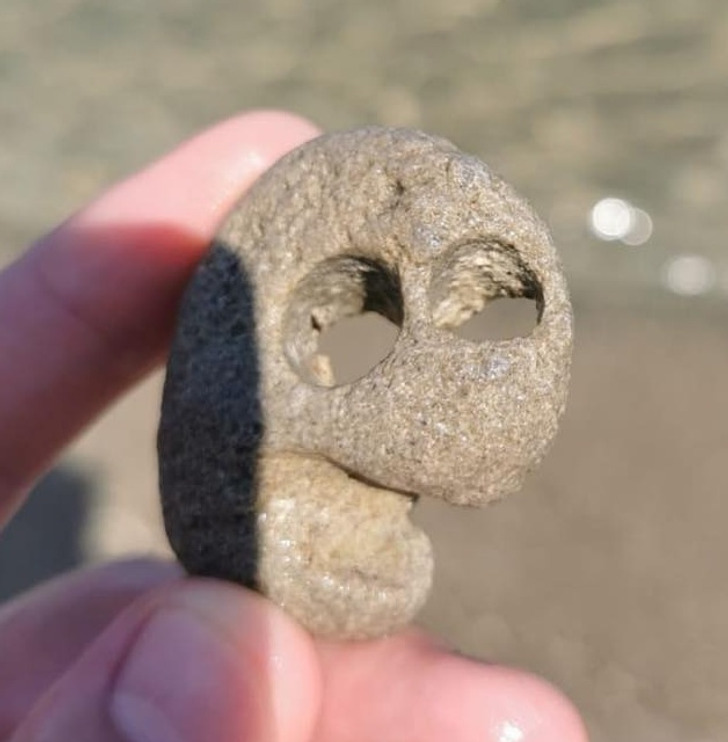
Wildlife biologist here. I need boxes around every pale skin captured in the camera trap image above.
[0,111,589,742]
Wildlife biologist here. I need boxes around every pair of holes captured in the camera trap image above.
[284,241,543,388]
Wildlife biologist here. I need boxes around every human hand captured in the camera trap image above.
[0,111,588,742]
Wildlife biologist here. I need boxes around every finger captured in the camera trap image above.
[0,558,181,738]
[315,631,589,742]
[0,110,320,515]
[10,580,321,742]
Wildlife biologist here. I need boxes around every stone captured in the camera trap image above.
[158,127,573,639]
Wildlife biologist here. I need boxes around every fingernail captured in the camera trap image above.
[110,599,264,742]
[109,582,319,742]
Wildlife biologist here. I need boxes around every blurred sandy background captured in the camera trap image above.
[1,1,728,740]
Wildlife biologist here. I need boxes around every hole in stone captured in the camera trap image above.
[284,256,403,387]
[317,312,400,386]
[429,240,543,342]
[453,297,538,341]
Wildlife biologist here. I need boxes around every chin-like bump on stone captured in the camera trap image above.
[158,127,573,639]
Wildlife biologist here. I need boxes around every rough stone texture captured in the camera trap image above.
[158,127,573,639]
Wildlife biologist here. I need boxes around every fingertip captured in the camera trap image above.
[314,628,588,742]
[172,108,322,194]
[75,108,321,237]
[223,109,322,149]
[488,667,588,742]
[433,657,589,742]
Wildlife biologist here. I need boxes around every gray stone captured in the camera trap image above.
[158,127,573,639]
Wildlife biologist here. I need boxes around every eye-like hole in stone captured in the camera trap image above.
[429,240,543,341]
[284,256,403,387]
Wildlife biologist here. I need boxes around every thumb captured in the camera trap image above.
[11,581,321,742]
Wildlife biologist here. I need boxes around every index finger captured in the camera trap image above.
[0,111,320,521]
